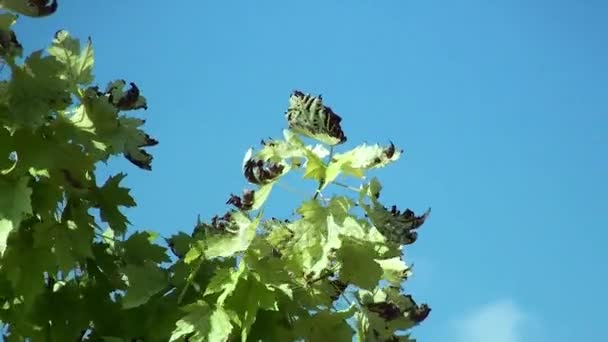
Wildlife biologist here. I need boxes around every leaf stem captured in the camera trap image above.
[178,258,203,305]
[276,181,309,198]
[331,181,360,193]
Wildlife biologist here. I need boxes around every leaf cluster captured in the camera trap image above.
[0,9,431,342]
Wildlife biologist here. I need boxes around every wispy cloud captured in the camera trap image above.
[454,299,529,342]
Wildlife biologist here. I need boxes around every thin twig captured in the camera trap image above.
[331,181,360,193]
[276,181,309,198]
[178,256,203,305]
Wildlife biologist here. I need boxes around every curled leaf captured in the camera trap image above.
[243,158,284,185]
[366,301,402,321]
[226,189,255,211]
[0,28,21,58]
[192,212,234,237]
[0,0,58,17]
[286,90,346,146]
[106,80,147,111]
[366,204,431,246]
[123,133,158,171]
[409,302,431,323]
[80,82,157,170]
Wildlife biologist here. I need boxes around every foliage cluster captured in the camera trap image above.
[0,3,431,341]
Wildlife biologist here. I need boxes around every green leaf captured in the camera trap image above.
[122,231,170,265]
[94,173,136,234]
[326,143,402,185]
[2,229,55,303]
[365,202,431,246]
[170,301,233,342]
[203,211,261,259]
[356,287,430,340]
[337,237,383,289]
[224,273,278,341]
[11,128,94,185]
[328,196,354,224]
[247,310,301,341]
[299,307,356,341]
[32,220,94,273]
[0,175,32,255]
[303,149,326,181]
[29,177,63,220]
[67,86,156,170]
[251,183,273,211]
[48,30,94,86]
[285,205,341,278]
[166,232,193,259]
[376,257,411,286]
[255,132,307,162]
[8,51,71,128]
[203,265,243,299]
[0,13,17,29]
[243,239,294,290]
[121,262,168,309]
[184,242,203,264]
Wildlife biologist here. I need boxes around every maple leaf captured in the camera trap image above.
[298,307,356,341]
[32,219,94,274]
[1,224,56,304]
[120,262,168,309]
[122,231,170,265]
[196,211,262,260]
[285,200,342,279]
[8,50,72,128]
[0,175,32,255]
[325,142,402,188]
[223,273,279,341]
[166,232,193,259]
[357,287,431,339]
[92,173,136,234]
[366,204,431,246]
[376,257,411,286]
[67,83,157,170]
[337,237,383,290]
[170,301,233,342]
[48,30,94,86]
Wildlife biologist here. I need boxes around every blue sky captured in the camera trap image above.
[15,1,608,341]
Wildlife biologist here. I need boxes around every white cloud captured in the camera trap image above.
[454,299,528,342]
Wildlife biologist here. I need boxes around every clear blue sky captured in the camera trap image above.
[16,1,607,341]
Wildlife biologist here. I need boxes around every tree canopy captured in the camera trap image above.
[0,2,431,341]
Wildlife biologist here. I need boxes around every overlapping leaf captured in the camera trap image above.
[170,300,233,342]
[324,142,402,187]
[48,30,94,86]
[8,50,71,128]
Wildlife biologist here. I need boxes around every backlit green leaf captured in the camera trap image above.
[0,175,32,255]
[48,30,94,86]
[121,262,168,309]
